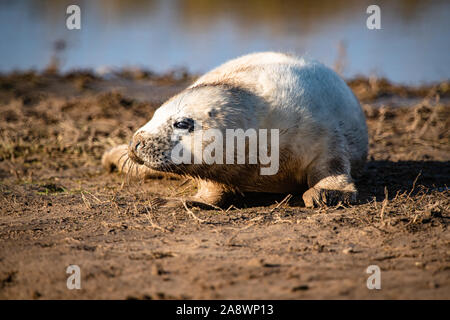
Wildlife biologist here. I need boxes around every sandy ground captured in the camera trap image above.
[0,70,449,299]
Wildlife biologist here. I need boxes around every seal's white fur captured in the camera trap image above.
[102,52,368,207]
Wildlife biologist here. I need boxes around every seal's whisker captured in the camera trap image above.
[134,162,139,179]
[124,158,133,185]
[128,161,135,184]
[120,155,129,174]
[118,151,128,164]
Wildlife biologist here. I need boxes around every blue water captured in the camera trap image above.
[0,0,449,84]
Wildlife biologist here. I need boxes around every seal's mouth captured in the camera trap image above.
[127,144,145,165]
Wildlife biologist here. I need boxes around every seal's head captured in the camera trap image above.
[128,84,261,174]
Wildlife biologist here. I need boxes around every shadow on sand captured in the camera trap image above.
[219,160,449,208]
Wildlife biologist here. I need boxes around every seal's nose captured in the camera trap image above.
[128,133,145,165]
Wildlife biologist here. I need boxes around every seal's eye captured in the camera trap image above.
[173,118,194,132]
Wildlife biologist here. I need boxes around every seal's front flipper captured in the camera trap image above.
[302,186,356,208]
[302,153,357,208]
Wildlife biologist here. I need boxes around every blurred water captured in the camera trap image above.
[0,0,449,83]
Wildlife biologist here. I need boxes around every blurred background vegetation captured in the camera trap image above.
[0,0,449,83]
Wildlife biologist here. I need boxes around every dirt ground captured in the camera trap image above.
[0,69,449,299]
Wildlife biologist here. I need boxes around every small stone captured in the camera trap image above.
[151,264,166,276]
[343,247,354,254]
[247,258,263,267]
[428,281,439,289]
[292,284,309,292]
